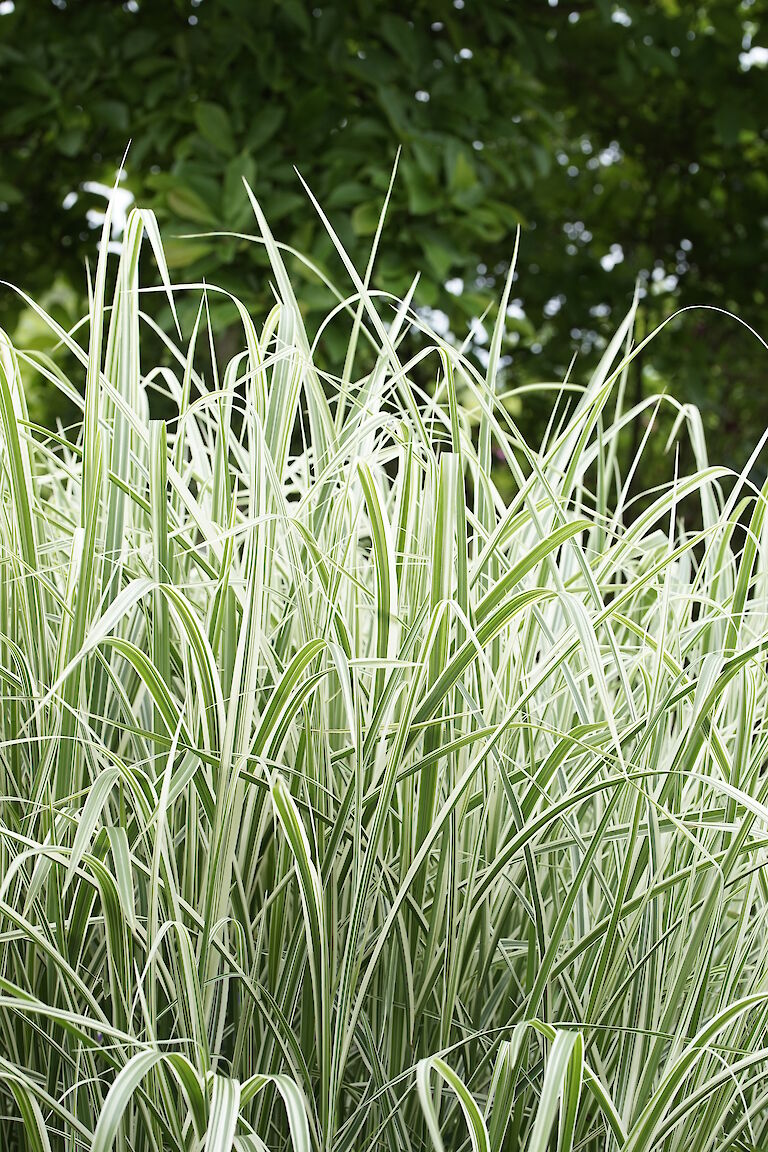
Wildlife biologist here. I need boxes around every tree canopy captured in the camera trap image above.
[1,0,767,471]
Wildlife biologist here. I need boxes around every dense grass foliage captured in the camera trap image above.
[1,188,768,1152]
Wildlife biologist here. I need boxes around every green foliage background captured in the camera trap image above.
[1,0,767,477]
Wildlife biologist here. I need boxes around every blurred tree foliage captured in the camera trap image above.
[0,0,766,476]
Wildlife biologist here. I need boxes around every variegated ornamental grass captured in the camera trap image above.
[1,180,768,1152]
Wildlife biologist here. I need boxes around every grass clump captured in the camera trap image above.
[0,182,767,1152]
